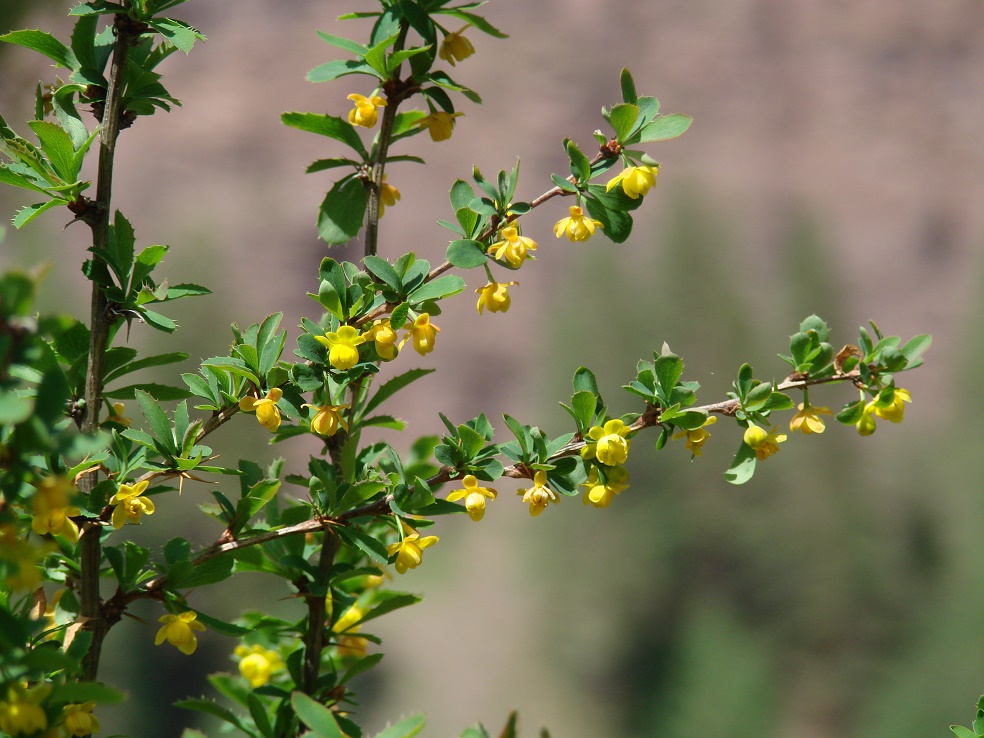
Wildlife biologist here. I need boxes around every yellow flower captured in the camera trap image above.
[234,644,285,688]
[363,319,399,360]
[605,165,658,199]
[332,602,368,634]
[446,475,498,521]
[487,227,537,269]
[789,402,833,435]
[0,682,50,737]
[475,281,517,314]
[331,603,369,658]
[105,401,131,428]
[438,26,475,66]
[743,425,787,461]
[872,388,911,423]
[63,702,100,737]
[401,313,440,356]
[672,415,717,457]
[0,525,46,591]
[517,470,558,517]
[303,403,350,437]
[379,176,400,217]
[581,465,629,509]
[109,480,155,529]
[582,419,632,466]
[386,526,439,574]
[553,205,603,242]
[315,326,366,370]
[346,93,386,128]
[856,405,877,436]
[415,111,464,141]
[155,611,206,655]
[239,387,284,432]
[31,477,80,543]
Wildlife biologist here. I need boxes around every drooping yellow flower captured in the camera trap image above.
[155,611,206,655]
[63,702,100,737]
[239,387,284,432]
[378,176,400,217]
[0,682,50,737]
[743,425,787,461]
[401,313,440,356]
[446,475,498,521]
[581,465,629,509]
[872,388,912,424]
[234,644,285,688]
[582,419,633,466]
[303,403,350,437]
[0,524,46,591]
[856,405,877,436]
[363,319,399,360]
[332,602,368,634]
[475,281,517,314]
[438,25,475,66]
[554,205,603,242]
[316,326,366,370]
[331,603,369,658]
[109,480,155,529]
[789,402,833,435]
[31,477,80,543]
[605,165,658,199]
[415,111,464,141]
[105,401,131,428]
[517,470,558,517]
[487,227,537,269]
[346,93,386,128]
[386,526,439,574]
[672,415,717,457]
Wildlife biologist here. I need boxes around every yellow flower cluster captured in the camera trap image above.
[235,644,285,687]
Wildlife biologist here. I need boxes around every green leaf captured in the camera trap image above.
[307,58,376,83]
[373,714,426,738]
[949,727,978,738]
[550,173,578,193]
[13,200,65,228]
[620,68,637,104]
[292,692,345,738]
[364,255,402,291]
[608,103,639,141]
[281,112,368,159]
[450,179,475,210]
[0,30,79,69]
[364,368,435,415]
[407,274,464,304]
[318,178,368,245]
[724,441,757,485]
[635,113,693,142]
[446,239,487,268]
[135,388,177,454]
[315,32,368,56]
[168,555,234,588]
[191,609,250,636]
[104,352,189,383]
[27,121,76,183]
[572,366,599,396]
[147,18,203,54]
[565,138,591,182]
[901,334,932,365]
[49,681,125,704]
[176,699,257,737]
[104,382,192,401]
[232,480,281,534]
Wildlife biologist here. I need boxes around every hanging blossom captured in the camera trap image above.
[475,280,517,314]
[789,402,832,435]
[346,93,386,128]
[63,702,100,737]
[673,415,717,457]
[0,524,46,592]
[316,326,366,370]
[386,523,439,574]
[743,425,787,460]
[0,682,50,737]
[155,611,206,655]
[239,387,283,432]
[332,602,369,658]
[235,645,285,688]
[518,470,559,517]
[362,318,399,360]
[581,465,629,509]
[31,476,80,542]
[400,313,440,356]
[871,387,912,423]
[110,480,155,529]
[582,419,633,466]
[415,111,464,141]
[378,176,401,217]
[606,165,658,199]
[303,403,350,437]
[105,401,131,427]
[554,205,603,242]
[487,226,537,269]
[446,475,498,521]
[438,25,475,66]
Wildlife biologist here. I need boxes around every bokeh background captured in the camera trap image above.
[3,1,984,736]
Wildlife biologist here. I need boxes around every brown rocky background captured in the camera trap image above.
[3,1,984,737]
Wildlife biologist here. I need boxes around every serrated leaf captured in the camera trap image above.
[1,30,78,69]
[373,714,426,738]
[292,692,345,738]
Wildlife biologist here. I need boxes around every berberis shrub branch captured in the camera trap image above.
[0,1,934,737]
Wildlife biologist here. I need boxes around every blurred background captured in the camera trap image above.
[3,1,984,736]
